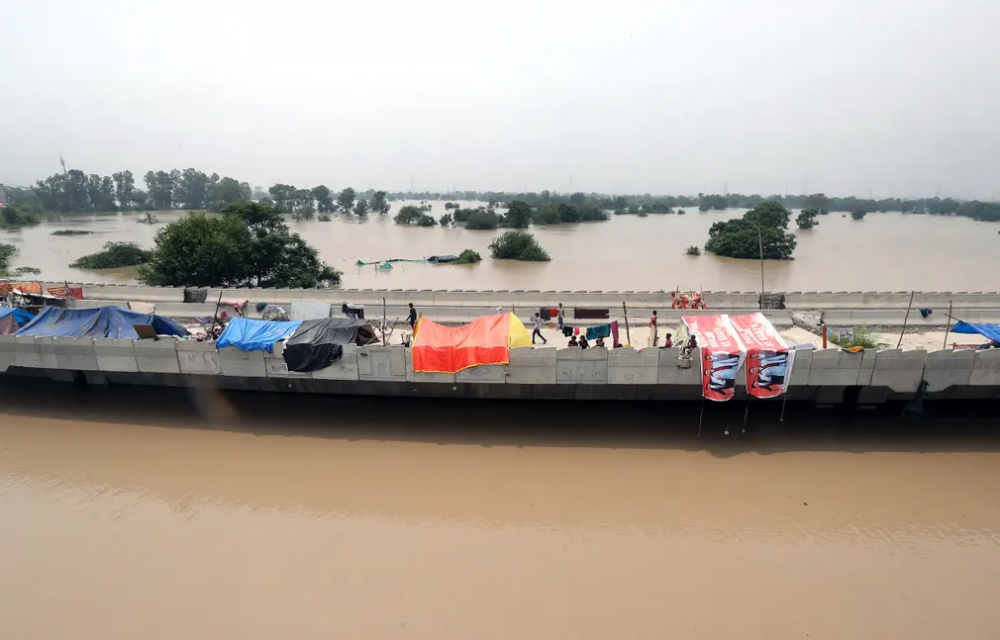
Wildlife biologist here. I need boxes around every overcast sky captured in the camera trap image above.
[2,0,998,199]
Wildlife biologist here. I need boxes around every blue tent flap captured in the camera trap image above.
[0,307,34,324]
[15,306,188,338]
[951,321,1000,343]
[216,317,302,352]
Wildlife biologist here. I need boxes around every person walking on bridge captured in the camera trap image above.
[532,312,548,345]
[408,303,418,329]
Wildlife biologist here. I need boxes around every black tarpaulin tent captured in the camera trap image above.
[282,318,377,372]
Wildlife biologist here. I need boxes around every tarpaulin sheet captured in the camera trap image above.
[411,313,531,373]
[683,314,746,402]
[729,313,794,399]
[0,282,41,295]
[951,321,1000,343]
[283,318,370,372]
[0,307,32,335]
[216,317,302,352]
[15,306,188,338]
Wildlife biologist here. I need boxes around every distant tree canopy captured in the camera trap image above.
[705,201,797,260]
[393,205,437,227]
[1,203,42,227]
[796,207,820,230]
[851,210,867,221]
[137,203,341,288]
[0,243,18,274]
[488,231,551,262]
[70,242,153,270]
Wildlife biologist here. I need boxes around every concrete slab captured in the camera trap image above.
[94,338,139,372]
[13,336,45,368]
[656,349,702,385]
[808,349,864,387]
[870,349,928,393]
[219,346,267,377]
[507,347,557,385]
[176,341,222,375]
[788,348,813,386]
[923,349,974,392]
[358,345,407,381]
[134,339,181,374]
[556,347,608,384]
[970,349,1000,386]
[312,344,360,381]
[33,337,61,368]
[456,364,507,384]
[52,338,99,371]
[608,347,659,385]
[0,335,17,372]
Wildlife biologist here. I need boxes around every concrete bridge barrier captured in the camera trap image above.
[94,338,139,372]
[264,342,311,379]
[807,349,864,386]
[870,349,928,393]
[176,341,222,375]
[556,347,608,384]
[358,345,407,382]
[133,339,181,374]
[923,349,975,393]
[0,335,15,372]
[13,336,45,368]
[312,344,360,381]
[507,347,556,385]
[219,346,266,377]
[52,338,99,371]
[608,347,659,385]
[970,349,1000,386]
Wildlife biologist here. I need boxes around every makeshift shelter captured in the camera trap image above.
[0,307,34,335]
[411,313,531,374]
[728,313,794,399]
[282,318,377,372]
[679,314,747,402]
[15,306,187,339]
[951,321,1000,344]
[216,317,302,352]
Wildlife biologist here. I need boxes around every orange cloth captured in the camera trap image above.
[412,314,515,373]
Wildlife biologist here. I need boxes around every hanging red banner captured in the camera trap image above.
[728,313,792,399]
[683,315,746,402]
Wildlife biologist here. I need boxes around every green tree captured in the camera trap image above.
[851,209,867,221]
[268,184,296,212]
[144,170,176,209]
[70,242,152,269]
[371,190,390,215]
[0,242,17,274]
[393,205,436,226]
[532,204,561,225]
[311,185,334,213]
[557,203,581,223]
[704,201,797,260]
[354,200,369,216]
[1,204,42,227]
[796,207,819,230]
[292,189,315,217]
[464,210,500,229]
[337,187,356,213]
[138,203,341,288]
[439,213,453,227]
[209,177,251,211]
[175,168,211,209]
[112,170,136,209]
[488,230,550,261]
[503,200,532,229]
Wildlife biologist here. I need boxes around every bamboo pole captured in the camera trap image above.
[896,290,915,349]
[943,300,953,349]
[622,302,632,346]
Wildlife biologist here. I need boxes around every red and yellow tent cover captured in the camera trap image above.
[411,313,532,373]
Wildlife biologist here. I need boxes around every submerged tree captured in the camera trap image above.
[796,207,819,230]
[704,201,797,260]
[138,202,341,288]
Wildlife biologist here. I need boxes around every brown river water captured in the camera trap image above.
[3,202,998,291]
[1,381,999,639]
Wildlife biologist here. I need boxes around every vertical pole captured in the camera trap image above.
[942,300,953,349]
[382,296,387,345]
[896,290,915,349]
[207,289,224,338]
[757,226,765,310]
[622,302,631,346]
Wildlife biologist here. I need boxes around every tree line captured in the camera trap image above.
[6,167,392,218]
[387,190,1000,223]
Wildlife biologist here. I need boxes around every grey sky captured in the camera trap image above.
[2,0,998,199]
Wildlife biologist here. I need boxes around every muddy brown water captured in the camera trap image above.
[4,203,998,291]
[1,381,999,639]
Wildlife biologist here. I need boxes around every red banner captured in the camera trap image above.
[47,286,84,299]
[729,313,791,399]
[683,315,745,402]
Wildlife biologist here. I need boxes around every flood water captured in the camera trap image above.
[4,203,998,291]
[1,381,1000,639]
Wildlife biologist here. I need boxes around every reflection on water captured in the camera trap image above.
[3,203,997,291]
[1,380,1000,639]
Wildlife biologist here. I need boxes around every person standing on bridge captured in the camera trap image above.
[408,303,418,329]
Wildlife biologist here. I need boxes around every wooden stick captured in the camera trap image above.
[622,302,631,346]
[207,289,224,338]
[942,300,953,349]
[382,296,388,345]
[896,290,915,349]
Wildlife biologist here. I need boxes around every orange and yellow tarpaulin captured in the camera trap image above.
[412,313,531,373]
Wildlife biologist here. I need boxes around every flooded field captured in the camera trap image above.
[3,203,997,291]
[1,382,999,639]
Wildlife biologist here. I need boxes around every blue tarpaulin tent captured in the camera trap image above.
[0,307,34,324]
[951,321,1000,343]
[15,306,188,338]
[216,317,302,352]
